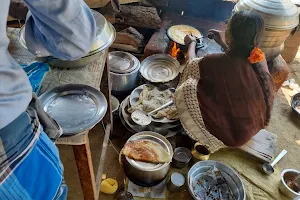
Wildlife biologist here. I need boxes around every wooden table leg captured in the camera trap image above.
[73,134,97,200]
[100,51,113,130]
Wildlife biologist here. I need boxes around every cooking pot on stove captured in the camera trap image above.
[109,51,140,93]
[121,131,173,187]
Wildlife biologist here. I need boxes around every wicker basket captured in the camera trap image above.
[282,45,299,63]
[282,28,300,62]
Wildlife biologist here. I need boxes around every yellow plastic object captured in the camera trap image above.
[100,178,118,194]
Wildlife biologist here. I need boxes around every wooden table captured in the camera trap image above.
[7,27,112,200]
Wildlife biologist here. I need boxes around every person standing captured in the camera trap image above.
[0,0,96,199]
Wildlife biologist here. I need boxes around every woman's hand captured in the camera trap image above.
[208,29,228,51]
[184,34,197,46]
[208,29,224,45]
[184,34,197,61]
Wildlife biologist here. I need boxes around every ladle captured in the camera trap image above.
[262,149,287,175]
[131,100,174,126]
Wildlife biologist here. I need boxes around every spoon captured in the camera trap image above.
[131,100,174,126]
[262,149,287,175]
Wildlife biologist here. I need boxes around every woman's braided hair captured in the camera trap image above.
[227,10,273,125]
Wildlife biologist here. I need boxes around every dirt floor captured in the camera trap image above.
[58,49,300,200]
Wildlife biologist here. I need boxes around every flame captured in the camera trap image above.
[170,42,180,58]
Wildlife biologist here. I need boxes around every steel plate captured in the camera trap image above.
[140,54,180,83]
[129,84,178,123]
[39,84,107,135]
[187,161,246,200]
[167,25,202,45]
[119,97,180,138]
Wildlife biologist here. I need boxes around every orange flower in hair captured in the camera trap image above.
[248,47,265,64]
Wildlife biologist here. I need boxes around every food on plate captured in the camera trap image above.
[128,85,179,120]
[122,139,171,163]
[100,178,118,194]
[168,25,201,45]
[192,166,235,200]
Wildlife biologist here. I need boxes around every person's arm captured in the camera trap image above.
[208,29,228,52]
[23,0,96,60]
[184,35,197,61]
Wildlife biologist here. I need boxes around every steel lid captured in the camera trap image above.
[125,131,173,171]
[109,51,140,74]
[235,0,299,30]
[140,54,180,83]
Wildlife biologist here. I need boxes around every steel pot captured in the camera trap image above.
[122,131,173,187]
[234,0,299,61]
[109,51,140,93]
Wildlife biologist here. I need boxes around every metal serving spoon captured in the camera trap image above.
[131,100,174,126]
[262,149,287,175]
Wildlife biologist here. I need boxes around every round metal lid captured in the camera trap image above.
[125,132,173,171]
[167,25,202,45]
[235,0,299,30]
[109,51,139,74]
[140,54,180,83]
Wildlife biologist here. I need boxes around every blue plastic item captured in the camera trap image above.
[21,62,50,93]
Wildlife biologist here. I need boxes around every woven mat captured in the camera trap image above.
[7,28,108,145]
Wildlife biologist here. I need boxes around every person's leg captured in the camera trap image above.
[0,132,67,200]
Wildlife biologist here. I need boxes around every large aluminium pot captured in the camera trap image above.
[19,10,115,68]
[109,51,140,93]
[121,131,174,187]
[234,0,299,61]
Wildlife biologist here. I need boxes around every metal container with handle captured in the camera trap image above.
[109,51,140,93]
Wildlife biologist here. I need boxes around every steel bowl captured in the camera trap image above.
[279,169,300,199]
[172,147,192,169]
[111,95,120,115]
[109,51,140,93]
[291,92,300,117]
[187,160,246,200]
[122,131,173,187]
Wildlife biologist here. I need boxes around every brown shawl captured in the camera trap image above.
[197,53,275,147]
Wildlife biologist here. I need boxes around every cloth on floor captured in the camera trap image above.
[127,180,166,198]
[210,149,289,200]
